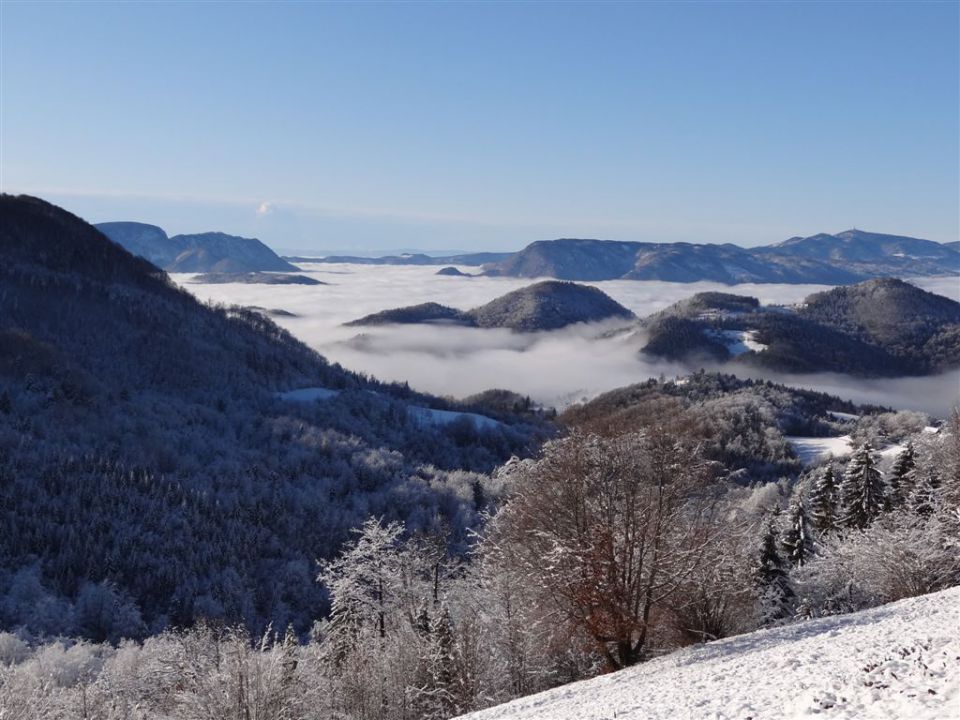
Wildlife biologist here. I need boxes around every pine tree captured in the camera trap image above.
[753,510,793,623]
[780,499,813,567]
[808,465,839,532]
[887,441,916,510]
[908,466,942,517]
[840,442,885,529]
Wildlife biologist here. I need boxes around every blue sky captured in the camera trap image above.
[2,1,957,253]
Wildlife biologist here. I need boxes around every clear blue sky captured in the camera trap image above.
[2,1,958,253]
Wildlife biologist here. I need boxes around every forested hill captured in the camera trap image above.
[0,195,546,640]
[347,280,635,331]
[638,280,960,376]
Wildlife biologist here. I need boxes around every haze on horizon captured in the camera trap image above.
[1,1,958,253]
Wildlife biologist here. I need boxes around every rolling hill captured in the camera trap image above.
[347,280,635,331]
[639,279,960,376]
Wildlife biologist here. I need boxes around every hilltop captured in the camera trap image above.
[96,221,298,273]
[347,280,635,331]
[639,279,960,376]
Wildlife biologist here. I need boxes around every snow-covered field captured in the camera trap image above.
[457,588,960,720]
[786,429,940,465]
[785,435,856,464]
[176,267,960,414]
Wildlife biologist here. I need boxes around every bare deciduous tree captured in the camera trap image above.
[482,429,717,670]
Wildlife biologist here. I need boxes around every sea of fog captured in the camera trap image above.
[175,266,960,417]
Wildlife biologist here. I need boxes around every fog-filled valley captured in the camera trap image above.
[181,265,960,415]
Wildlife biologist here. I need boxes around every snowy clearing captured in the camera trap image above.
[786,434,941,466]
[278,387,341,402]
[405,406,502,430]
[786,435,853,463]
[709,329,769,356]
[457,587,960,720]
[277,387,501,430]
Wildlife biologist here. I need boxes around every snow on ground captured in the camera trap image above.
[456,587,960,720]
[277,387,501,430]
[278,387,341,402]
[786,435,854,464]
[713,329,768,355]
[786,432,941,466]
[405,406,502,430]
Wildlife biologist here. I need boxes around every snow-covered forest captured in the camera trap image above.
[1,405,957,719]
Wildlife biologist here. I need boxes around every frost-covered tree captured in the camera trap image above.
[317,518,407,652]
[887,441,916,509]
[481,429,716,670]
[808,465,839,533]
[752,510,793,623]
[907,466,942,518]
[840,442,885,529]
[780,500,813,567]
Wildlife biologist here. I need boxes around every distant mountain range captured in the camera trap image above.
[97,219,957,285]
[96,221,298,273]
[638,278,960,376]
[482,230,959,284]
[347,280,635,332]
[286,251,513,266]
[308,229,958,284]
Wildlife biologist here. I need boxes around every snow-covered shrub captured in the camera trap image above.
[794,511,960,615]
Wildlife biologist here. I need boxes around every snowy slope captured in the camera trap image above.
[457,588,960,720]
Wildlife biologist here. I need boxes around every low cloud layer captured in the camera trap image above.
[179,266,960,416]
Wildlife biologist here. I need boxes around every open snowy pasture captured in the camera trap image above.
[456,587,960,720]
[176,266,960,414]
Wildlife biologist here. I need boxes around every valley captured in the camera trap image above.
[177,262,960,415]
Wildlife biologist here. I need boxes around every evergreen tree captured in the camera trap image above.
[908,466,942,517]
[887,441,916,509]
[752,510,793,623]
[780,499,813,567]
[840,442,885,529]
[808,465,839,532]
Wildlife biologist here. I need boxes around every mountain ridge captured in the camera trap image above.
[96,221,298,273]
[479,229,958,284]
